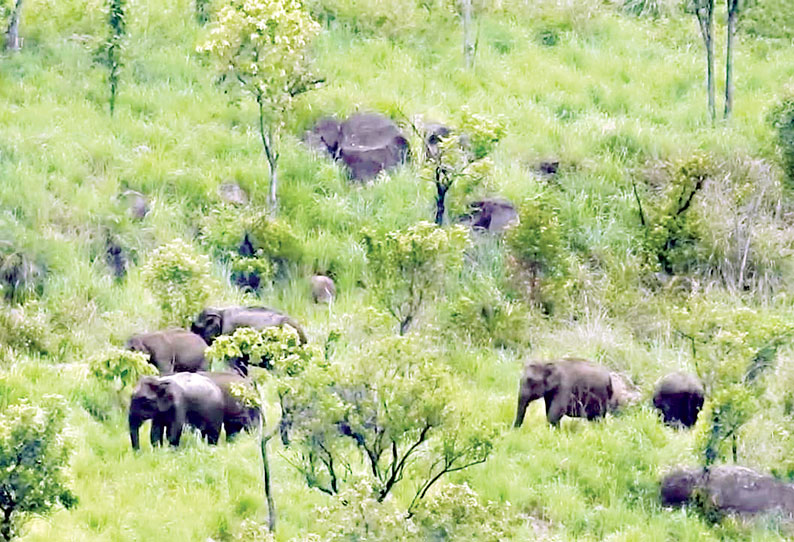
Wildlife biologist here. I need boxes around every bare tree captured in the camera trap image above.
[724,0,740,119]
[693,0,716,123]
[461,0,474,68]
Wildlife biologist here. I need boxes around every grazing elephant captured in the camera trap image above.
[653,372,704,428]
[128,372,225,450]
[310,275,336,304]
[514,358,614,427]
[126,329,208,374]
[191,306,307,346]
[200,371,261,439]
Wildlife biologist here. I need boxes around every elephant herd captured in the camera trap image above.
[513,358,705,429]
[124,305,308,450]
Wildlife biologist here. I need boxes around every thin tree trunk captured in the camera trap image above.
[461,0,474,68]
[257,95,279,212]
[724,0,738,119]
[434,182,448,226]
[5,0,24,52]
[696,1,716,123]
[260,430,276,532]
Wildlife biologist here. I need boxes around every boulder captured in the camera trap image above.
[661,466,794,518]
[218,182,248,206]
[461,199,518,232]
[608,372,642,411]
[306,113,409,181]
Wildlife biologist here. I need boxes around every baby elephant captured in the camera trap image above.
[310,275,336,304]
[514,358,614,427]
[128,372,224,450]
[652,372,704,428]
[126,329,208,374]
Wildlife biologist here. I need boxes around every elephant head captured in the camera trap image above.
[129,376,182,449]
[514,362,560,424]
[126,336,150,356]
[191,308,223,345]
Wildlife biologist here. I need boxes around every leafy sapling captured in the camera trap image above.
[199,0,321,211]
[96,0,126,115]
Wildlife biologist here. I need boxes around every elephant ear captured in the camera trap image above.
[193,309,222,343]
[154,381,177,412]
[543,363,562,393]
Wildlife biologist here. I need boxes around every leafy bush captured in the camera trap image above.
[363,222,468,334]
[88,346,155,393]
[141,238,219,326]
[206,326,320,374]
[0,397,77,541]
[770,92,794,188]
[247,215,304,268]
[0,302,53,357]
[0,246,46,304]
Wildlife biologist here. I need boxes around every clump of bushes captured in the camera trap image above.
[142,238,219,326]
[770,92,794,188]
[0,302,53,358]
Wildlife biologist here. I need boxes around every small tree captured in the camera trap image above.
[689,0,716,123]
[96,0,126,115]
[207,326,322,533]
[0,398,77,541]
[198,0,321,211]
[89,347,156,394]
[141,238,219,327]
[363,222,468,334]
[421,109,504,226]
[3,0,23,52]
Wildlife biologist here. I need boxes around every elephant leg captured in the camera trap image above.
[166,422,183,447]
[150,422,165,447]
[545,397,565,426]
[513,392,531,428]
[224,420,245,441]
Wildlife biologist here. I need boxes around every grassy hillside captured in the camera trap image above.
[2,0,794,540]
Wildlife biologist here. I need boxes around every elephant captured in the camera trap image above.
[128,372,225,450]
[200,371,261,439]
[513,358,614,427]
[652,372,704,428]
[310,275,336,304]
[126,329,208,374]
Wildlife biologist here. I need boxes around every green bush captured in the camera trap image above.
[0,397,77,541]
[770,92,794,188]
[0,302,53,358]
[141,238,219,326]
[743,0,794,39]
[88,346,155,393]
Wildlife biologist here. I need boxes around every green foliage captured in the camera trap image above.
[506,194,564,277]
[0,397,77,541]
[304,0,454,38]
[743,0,794,39]
[88,347,155,393]
[206,326,321,374]
[195,0,211,25]
[287,481,517,542]
[363,222,468,334]
[0,247,46,304]
[281,335,499,503]
[770,92,794,189]
[0,302,53,358]
[247,214,304,266]
[96,0,126,115]
[141,238,219,327]
[697,384,755,467]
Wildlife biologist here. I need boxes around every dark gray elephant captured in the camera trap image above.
[126,329,208,374]
[200,371,261,438]
[191,307,307,375]
[128,372,225,450]
[653,372,704,428]
[514,358,614,427]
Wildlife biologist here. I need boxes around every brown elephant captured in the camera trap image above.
[126,329,208,374]
[191,306,307,346]
[653,372,704,428]
[128,372,225,450]
[514,358,614,427]
[200,371,261,438]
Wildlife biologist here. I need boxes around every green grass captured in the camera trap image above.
[3,0,794,539]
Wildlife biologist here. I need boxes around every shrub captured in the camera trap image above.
[141,238,219,326]
[0,397,77,541]
[363,222,468,334]
[0,302,52,358]
[0,246,46,304]
[770,92,794,188]
[88,346,155,393]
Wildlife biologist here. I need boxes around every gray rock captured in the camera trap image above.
[121,190,148,219]
[218,182,248,206]
[461,199,518,232]
[310,275,336,304]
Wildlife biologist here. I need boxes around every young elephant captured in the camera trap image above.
[514,358,614,427]
[652,372,704,428]
[128,372,225,450]
[200,371,261,439]
[126,329,208,374]
[310,275,336,304]
[191,306,307,346]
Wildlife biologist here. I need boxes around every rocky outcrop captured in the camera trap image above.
[460,199,518,232]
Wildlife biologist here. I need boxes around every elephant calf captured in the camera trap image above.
[514,358,614,427]
[126,329,208,374]
[652,372,704,428]
[129,372,225,450]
